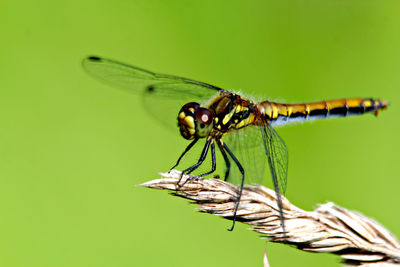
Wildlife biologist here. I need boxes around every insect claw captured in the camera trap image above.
[176,173,185,187]
[227,221,236,231]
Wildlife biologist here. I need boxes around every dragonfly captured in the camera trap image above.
[82,56,388,233]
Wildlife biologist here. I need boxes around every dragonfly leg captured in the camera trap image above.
[187,142,216,179]
[217,140,231,181]
[221,141,244,232]
[178,138,211,186]
[169,138,199,172]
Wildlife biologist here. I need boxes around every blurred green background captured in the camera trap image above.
[1,0,399,266]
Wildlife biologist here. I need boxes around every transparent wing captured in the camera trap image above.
[224,126,267,186]
[141,84,218,130]
[260,122,288,195]
[82,56,222,129]
[82,56,222,99]
[223,122,288,195]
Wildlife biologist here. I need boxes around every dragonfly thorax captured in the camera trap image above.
[177,102,214,140]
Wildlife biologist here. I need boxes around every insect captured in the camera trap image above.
[82,56,388,232]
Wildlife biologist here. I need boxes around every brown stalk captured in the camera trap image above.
[140,170,400,266]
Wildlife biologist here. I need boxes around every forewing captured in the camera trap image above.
[224,120,288,196]
[142,83,220,130]
[82,56,221,98]
[82,56,222,128]
[223,126,267,186]
[224,116,288,233]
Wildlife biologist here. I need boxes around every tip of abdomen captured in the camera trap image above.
[380,100,390,109]
[374,99,389,116]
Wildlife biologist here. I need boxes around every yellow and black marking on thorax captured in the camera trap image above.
[208,92,256,134]
[257,98,388,126]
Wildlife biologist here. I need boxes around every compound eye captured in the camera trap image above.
[196,108,213,125]
[181,102,200,113]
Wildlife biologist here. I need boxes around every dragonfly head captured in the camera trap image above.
[178,102,214,140]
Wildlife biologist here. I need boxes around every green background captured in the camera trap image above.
[1,1,399,266]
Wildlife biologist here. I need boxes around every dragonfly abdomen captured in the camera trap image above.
[258,98,388,125]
